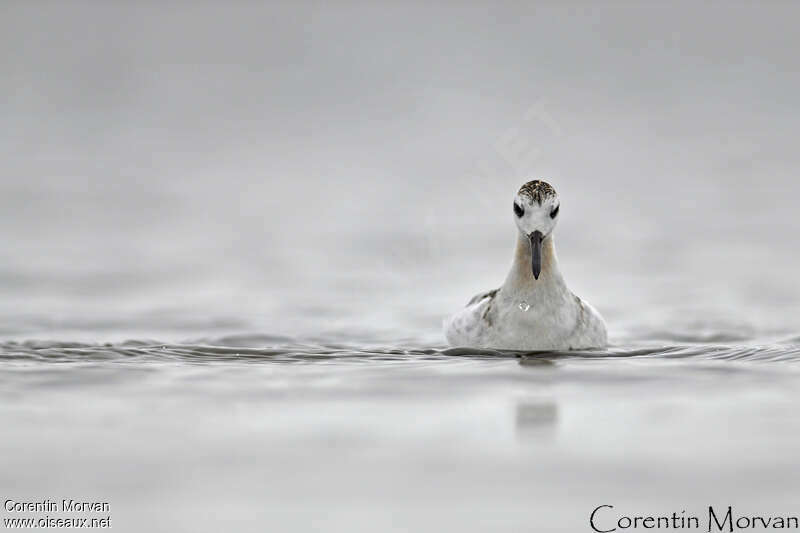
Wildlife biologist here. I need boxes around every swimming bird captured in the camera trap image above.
[444,180,607,351]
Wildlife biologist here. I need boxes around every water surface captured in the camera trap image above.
[4,334,800,532]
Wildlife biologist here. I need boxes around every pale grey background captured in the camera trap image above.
[2,1,799,341]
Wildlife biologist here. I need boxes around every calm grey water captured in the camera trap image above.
[2,2,800,532]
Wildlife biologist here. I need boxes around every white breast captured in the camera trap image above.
[445,291,606,351]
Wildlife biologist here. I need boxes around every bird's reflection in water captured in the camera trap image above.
[518,355,558,367]
[515,400,558,441]
[514,357,559,440]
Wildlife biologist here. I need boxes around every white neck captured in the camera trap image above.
[502,232,569,302]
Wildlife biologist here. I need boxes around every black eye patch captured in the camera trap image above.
[513,202,524,217]
[550,205,560,219]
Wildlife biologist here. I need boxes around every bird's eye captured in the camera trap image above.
[513,202,524,218]
[550,205,560,219]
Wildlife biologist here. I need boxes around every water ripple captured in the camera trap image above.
[2,336,800,365]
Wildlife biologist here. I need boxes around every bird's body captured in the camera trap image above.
[444,180,607,351]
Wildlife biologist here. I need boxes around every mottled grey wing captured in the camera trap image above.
[466,288,499,307]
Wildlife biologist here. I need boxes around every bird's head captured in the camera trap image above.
[512,180,560,280]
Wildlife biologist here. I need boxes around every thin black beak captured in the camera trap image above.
[529,231,544,280]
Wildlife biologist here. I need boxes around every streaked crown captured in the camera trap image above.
[517,180,556,206]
